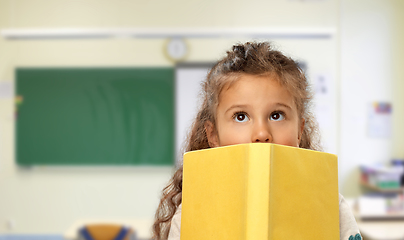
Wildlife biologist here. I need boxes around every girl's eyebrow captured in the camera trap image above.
[224,103,292,114]
[224,104,249,114]
[275,103,292,110]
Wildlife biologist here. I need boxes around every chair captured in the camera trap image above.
[78,224,137,240]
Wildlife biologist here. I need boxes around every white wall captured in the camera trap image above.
[339,0,404,196]
[391,1,404,159]
[0,0,339,29]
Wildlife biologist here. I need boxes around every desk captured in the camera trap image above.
[357,220,404,240]
[347,198,404,240]
[64,219,153,240]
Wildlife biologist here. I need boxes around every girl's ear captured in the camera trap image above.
[298,118,305,145]
[205,121,219,148]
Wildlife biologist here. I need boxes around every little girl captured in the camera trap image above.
[153,41,361,240]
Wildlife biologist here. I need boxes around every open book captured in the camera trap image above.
[181,143,339,239]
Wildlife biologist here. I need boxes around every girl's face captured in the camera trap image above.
[205,74,304,148]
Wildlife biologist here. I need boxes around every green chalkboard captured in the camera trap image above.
[16,68,174,166]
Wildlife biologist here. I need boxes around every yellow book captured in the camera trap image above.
[181,143,339,240]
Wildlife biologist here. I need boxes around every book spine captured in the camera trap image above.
[245,144,270,239]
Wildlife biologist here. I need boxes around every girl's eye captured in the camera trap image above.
[233,112,249,123]
[270,112,285,121]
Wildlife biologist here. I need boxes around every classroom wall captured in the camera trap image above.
[0,0,339,29]
[392,1,404,159]
[339,0,404,196]
[0,0,402,235]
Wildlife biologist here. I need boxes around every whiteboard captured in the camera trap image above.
[175,63,213,163]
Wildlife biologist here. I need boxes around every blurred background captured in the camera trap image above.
[0,0,403,239]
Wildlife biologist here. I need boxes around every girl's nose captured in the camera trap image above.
[252,122,272,143]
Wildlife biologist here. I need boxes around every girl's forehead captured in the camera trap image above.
[216,74,299,111]
[220,73,285,95]
[221,75,290,100]
[221,72,278,87]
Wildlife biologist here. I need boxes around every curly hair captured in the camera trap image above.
[152,41,321,240]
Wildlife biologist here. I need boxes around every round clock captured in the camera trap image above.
[164,38,188,62]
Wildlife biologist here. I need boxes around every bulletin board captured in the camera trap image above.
[16,68,174,166]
